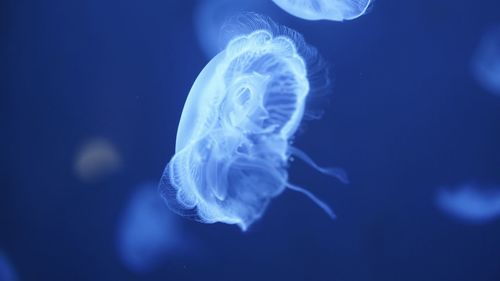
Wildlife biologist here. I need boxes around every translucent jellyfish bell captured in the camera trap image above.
[272,0,372,21]
[161,14,347,231]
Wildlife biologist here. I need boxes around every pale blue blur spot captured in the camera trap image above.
[272,0,372,21]
[436,184,500,223]
[0,252,18,281]
[472,24,500,96]
[117,183,183,273]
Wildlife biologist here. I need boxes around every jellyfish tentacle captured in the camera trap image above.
[289,146,349,184]
[286,183,336,219]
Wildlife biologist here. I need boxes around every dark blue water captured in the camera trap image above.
[2,1,500,280]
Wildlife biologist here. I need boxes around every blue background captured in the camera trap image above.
[2,0,500,280]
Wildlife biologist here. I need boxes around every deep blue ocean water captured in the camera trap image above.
[2,1,500,280]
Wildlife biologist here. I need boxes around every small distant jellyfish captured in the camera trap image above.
[436,183,500,224]
[0,251,18,281]
[117,183,184,273]
[160,14,347,231]
[74,138,122,183]
[272,0,372,21]
[472,24,500,96]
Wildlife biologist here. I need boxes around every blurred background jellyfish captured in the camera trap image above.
[73,138,122,183]
[436,183,500,224]
[193,0,276,58]
[271,0,372,21]
[0,252,18,281]
[160,14,347,231]
[117,183,184,274]
[472,24,500,96]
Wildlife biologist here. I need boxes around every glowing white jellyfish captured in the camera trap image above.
[117,183,184,273]
[436,184,500,224]
[472,24,500,96]
[160,14,347,231]
[272,0,372,21]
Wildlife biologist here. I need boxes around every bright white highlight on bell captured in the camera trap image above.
[272,0,372,21]
[436,184,500,224]
[472,24,500,96]
[161,14,347,231]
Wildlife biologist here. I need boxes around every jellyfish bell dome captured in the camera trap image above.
[176,31,310,153]
[272,0,372,22]
[174,52,226,152]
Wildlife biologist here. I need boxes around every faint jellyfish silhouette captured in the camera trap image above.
[117,183,184,273]
[160,14,348,231]
[0,251,18,281]
[272,0,372,21]
[436,183,500,224]
[74,138,122,183]
[472,24,500,96]
[193,0,276,58]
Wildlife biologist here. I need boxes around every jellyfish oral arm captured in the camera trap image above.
[286,183,336,219]
[289,146,349,184]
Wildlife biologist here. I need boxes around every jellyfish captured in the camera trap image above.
[0,251,18,281]
[117,183,184,273]
[160,14,347,231]
[74,138,122,183]
[472,24,500,96]
[436,183,500,224]
[272,0,372,21]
